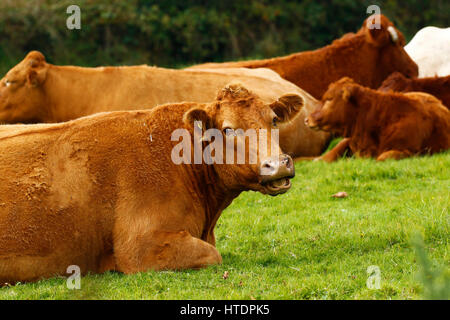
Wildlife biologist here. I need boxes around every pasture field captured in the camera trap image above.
[0,149,448,300]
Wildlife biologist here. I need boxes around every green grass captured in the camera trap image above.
[1,152,449,300]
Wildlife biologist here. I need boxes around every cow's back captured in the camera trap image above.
[379,74,450,109]
[181,67,313,105]
[56,66,311,110]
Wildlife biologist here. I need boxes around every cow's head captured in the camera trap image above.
[305,77,359,136]
[0,51,49,124]
[183,83,302,196]
[361,14,418,83]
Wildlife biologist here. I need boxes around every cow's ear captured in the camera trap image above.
[183,106,213,130]
[342,85,357,102]
[25,51,47,87]
[270,94,304,122]
[25,51,46,64]
[365,14,393,47]
[27,68,47,87]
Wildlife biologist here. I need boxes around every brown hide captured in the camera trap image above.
[0,84,300,284]
[188,15,418,99]
[306,78,450,161]
[379,72,450,109]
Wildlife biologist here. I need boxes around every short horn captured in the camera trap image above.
[387,26,398,43]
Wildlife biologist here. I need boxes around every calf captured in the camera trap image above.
[0,84,301,284]
[405,26,450,78]
[305,78,449,161]
[0,51,329,157]
[188,15,418,99]
[379,72,450,109]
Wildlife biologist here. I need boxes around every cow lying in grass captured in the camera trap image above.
[0,83,301,284]
[305,78,449,162]
[0,51,329,157]
[379,72,450,109]
[188,14,418,99]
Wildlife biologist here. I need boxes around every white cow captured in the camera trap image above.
[405,26,450,78]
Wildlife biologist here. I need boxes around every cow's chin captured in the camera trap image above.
[261,177,292,196]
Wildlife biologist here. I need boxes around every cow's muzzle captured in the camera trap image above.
[260,154,295,195]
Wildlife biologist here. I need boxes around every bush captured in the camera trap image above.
[0,0,448,74]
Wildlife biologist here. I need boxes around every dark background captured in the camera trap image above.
[0,0,448,74]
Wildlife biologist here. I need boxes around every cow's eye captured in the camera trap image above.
[272,117,279,127]
[5,80,12,87]
[223,127,235,136]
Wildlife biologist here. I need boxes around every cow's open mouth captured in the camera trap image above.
[264,177,292,195]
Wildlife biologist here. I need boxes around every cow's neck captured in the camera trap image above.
[182,162,239,245]
[352,86,392,137]
[43,65,106,122]
[306,33,382,88]
[245,32,381,97]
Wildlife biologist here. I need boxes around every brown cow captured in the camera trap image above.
[305,78,450,161]
[0,83,301,284]
[0,51,329,157]
[188,14,418,99]
[379,72,450,109]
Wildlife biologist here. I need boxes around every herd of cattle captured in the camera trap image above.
[0,14,448,284]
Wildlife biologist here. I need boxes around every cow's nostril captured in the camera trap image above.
[260,159,278,176]
[262,161,276,171]
[282,155,293,170]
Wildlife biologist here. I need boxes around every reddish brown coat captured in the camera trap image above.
[379,72,450,109]
[188,15,418,99]
[306,78,450,161]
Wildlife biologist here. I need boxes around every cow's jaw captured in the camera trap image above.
[264,177,292,196]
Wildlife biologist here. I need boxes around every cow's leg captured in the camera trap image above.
[115,230,222,274]
[316,138,351,162]
[376,150,412,161]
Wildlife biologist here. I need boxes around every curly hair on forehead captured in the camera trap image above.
[215,83,256,102]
